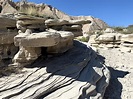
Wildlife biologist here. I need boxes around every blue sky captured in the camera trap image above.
[14,0,133,27]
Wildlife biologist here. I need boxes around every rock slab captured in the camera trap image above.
[0,41,110,99]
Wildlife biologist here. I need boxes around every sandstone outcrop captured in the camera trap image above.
[0,41,110,99]
[0,0,108,36]
[13,13,91,66]
[72,16,108,34]
[0,14,18,67]
[89,32,133,53]
[0,1,110,98]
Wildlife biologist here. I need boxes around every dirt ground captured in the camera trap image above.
[97,48,133,99]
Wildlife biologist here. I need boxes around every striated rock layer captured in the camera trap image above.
[0,14,18,67]
[0,41,110,99]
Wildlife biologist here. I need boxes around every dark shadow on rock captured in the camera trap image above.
[27,41,104,82]
[104,67,129,99]
[25,41,109,98]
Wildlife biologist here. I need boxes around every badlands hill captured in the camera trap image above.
[0,0,108,33]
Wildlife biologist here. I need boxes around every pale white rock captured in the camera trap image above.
[104,28,115,33]
[96,33,115,42]
[121,34,133,43]
[72,16,108,33]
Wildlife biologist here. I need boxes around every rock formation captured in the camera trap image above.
[0,13,18,67]
[0,40,110,99]
[13,13,91,66]
[0,1,110,98]
[89,32,133,53]
[0,0,108,35]
[72,16,108,34]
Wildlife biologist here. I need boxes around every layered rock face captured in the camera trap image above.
[0,0,108,35]
[89,31,133,53]
[0,1,110,98]
[0,14,18,67]
[0,41,110,99]
[13,13,91,66]
[72,16,108,34]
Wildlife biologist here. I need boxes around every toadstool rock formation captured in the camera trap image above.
[13,13,91,66]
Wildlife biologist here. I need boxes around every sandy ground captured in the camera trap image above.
[97,48,133,99]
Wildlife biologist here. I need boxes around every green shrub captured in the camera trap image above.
[112,26,124,32]
[77,37,88,42]
[127,25,133,33]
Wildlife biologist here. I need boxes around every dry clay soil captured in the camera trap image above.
[98,48,133,99]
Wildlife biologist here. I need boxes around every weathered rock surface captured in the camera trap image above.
[14,32,61,47]
[89,32,133,53]
[121,34,133,43]
[72,16,108,33]
[0,41,110,99]
[0,0,108,36]
[0,1,110,98]
[0,14,18,67]
[13,14,76,65]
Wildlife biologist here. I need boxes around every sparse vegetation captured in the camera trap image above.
[127,25,133,33]
[113,26,124,32]
[112,26,133,34]
[76,36,88,42]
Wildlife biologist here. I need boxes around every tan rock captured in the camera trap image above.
[1,0,17,14]
[0,32,17,44]
[0,16,16,30]
[13,46,41,64]
[14,32,61,47]
[72,16,108,33]
[45,19,91,26]
[47,31,74,53]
